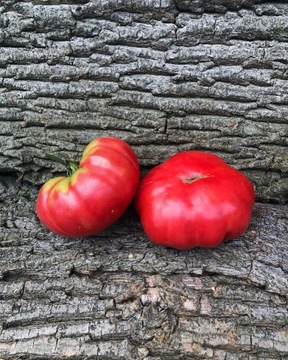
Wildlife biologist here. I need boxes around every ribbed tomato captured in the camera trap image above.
[135,151,255,250]
[36,137,140,238]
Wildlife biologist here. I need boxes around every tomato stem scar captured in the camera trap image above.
[181,174,209,183]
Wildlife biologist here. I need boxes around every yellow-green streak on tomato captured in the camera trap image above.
[36,137,140,238]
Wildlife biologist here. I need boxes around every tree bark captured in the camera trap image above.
[0,0,287,203]
[0,180,288,359]
[0,0,287,359]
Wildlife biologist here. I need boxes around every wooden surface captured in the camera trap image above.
[0,179,288,359]
[0,0,287,203]
[0,0,288,359]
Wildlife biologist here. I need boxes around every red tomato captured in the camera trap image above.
[36,137,140,238]
[135,151,255,250]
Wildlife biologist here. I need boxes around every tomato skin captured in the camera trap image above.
[135,151,255,250]
[36,137,140,238]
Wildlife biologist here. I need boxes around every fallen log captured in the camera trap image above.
[0,0,287,358]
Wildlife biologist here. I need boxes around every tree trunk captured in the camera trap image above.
[0,0,287,359]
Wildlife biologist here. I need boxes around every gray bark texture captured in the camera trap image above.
[0,0,287,359]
